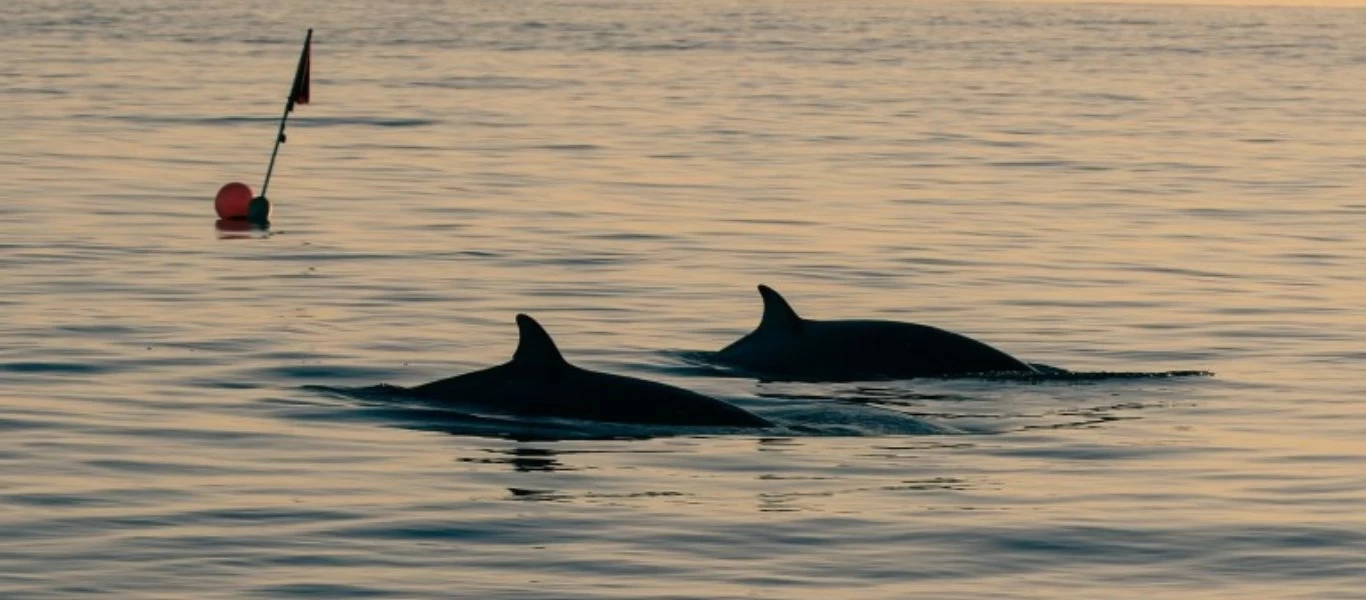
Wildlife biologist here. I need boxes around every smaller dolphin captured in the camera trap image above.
[405,314,771,427]
[713,285,1038,381]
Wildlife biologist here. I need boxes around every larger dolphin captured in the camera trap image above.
[404,314,771,427]
[712,285,1038,381]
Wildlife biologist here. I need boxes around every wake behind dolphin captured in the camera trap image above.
[387,314,771,428]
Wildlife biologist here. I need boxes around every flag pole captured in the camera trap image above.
[259,28,312,199]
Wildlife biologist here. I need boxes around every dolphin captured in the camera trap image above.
[712,285,1038,381]
[404,314,771,427]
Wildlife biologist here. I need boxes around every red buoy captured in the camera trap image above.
[215,182,254,219]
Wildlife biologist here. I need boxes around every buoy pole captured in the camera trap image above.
[258,101,293,198]
[259,28,312,199]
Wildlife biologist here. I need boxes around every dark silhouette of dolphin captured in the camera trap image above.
[405,314,771,427]
[713,285,1038,381]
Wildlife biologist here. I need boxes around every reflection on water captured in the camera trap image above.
[214,218,271,239]
[462,446,571,472]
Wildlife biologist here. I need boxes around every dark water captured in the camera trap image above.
[4,0,1366,597]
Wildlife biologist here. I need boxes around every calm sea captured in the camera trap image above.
[4,0,1366,597]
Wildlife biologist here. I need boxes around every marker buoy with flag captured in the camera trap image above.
[216,28,312,226]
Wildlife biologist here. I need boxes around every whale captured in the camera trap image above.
[711,285,1039,381]
[402,314,771,428]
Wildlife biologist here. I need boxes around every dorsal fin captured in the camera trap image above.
[756,284,803,334]
[512,314,569,369]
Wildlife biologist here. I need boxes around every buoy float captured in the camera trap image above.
[214,182,255,219]
[246,195,272,223]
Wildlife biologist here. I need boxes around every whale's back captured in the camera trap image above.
[412,359,769,427]
[720,318,1035,381]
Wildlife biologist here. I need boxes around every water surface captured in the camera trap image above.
[3,1,1366,597]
